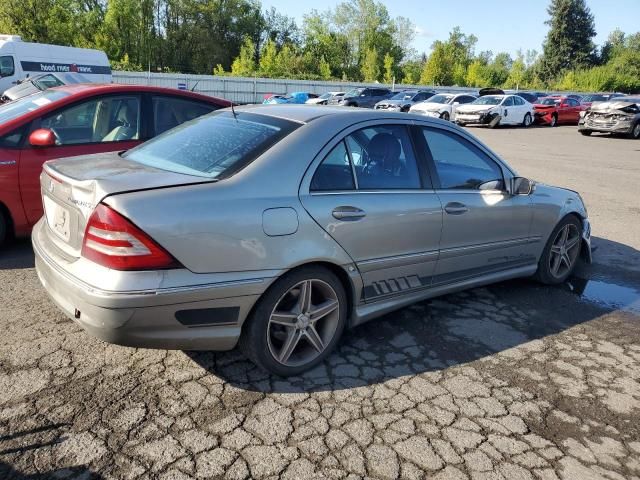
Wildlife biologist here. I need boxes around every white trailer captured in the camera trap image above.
[0,34,111,93]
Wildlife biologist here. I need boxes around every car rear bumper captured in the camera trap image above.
[32,219,266,351]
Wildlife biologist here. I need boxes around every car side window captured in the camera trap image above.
[413,93,426,102]
[514,96,525,105]
[347,125,422,190]
[567,99,579,107]
[41,96,141,145]
[310,141,355,191]
[421,128,504,190]
[0,125,27,148]
[503,97,515,107]
[152,96,217,135]
[0,56,14,77]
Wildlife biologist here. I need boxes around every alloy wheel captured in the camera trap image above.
[632,123,640,139]
[548,223,581,279]
[267,279,340,367]
[550,115,557,127]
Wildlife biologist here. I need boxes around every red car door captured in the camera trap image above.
[0,145,30,236]
[19,94,143,225]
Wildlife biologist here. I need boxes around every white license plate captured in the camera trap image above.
[43,195,71,242]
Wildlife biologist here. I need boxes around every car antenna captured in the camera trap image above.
[190,80,200,92]
[231,101,238,120]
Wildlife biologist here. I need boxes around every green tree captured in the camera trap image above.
[539,0,596,81]
[361,47,380,81]
[318,56,332,79]
[259,39,280,77]
[420,42,452,85]
[231,37,257,76]
[383,53,394,83]
[505,51,526,89]
[400,60,423,85]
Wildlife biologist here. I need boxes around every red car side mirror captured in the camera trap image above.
[29,128,57,147]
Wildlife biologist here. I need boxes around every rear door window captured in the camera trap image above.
[310,141,355,191]
[152,96,218,135]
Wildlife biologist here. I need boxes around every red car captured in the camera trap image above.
[533,96,585,127]
[0,84,230,245]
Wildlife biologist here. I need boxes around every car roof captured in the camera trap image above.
[232,103,440,124]
[47,83,231,105]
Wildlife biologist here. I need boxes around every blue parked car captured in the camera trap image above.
[263,92,318,104]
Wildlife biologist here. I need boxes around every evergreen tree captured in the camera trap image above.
[540,0,596,80]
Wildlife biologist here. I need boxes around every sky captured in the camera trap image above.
[261,0,640,58]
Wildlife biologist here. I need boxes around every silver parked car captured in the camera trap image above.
[33,105,591,376]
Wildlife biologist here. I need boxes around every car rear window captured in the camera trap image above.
[0,89,70,124]
[124,111,299,179]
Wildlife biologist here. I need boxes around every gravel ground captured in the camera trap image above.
[0,125,639,480]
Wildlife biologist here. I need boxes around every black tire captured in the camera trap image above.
[630,122,640,139]
[239,266,348,377]
[549,114,558,127]
[535,215,582,285]
[522,112,532,128]
[580,129,592,136]
[440,111,450,121]
[0,209,7,248]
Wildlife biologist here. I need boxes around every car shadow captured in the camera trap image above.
[0,463,102,480]
[0,240,34,270]
[187,236,640,393]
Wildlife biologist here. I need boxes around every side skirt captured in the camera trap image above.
[350,263,537,327]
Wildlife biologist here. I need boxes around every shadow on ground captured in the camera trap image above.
[188,236,640,393]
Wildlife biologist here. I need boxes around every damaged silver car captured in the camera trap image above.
[578,97,640,139]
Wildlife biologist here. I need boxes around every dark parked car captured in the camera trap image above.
[331,87,393,108]
[514,92,540,104]
[374,89,436,112]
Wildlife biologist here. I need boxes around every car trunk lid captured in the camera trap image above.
[41,151,213,258]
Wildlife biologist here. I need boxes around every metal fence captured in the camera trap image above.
[112,71,477,104]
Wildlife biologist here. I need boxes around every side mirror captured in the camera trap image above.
[29,128,57,147]
[512,177,535,195]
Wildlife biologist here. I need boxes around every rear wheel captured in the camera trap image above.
[630,122,640,139]
[535,216,582,285]
[549,114,558,127]
[440,111,450,121]
[522,112,533,127]
[240,266,347,376]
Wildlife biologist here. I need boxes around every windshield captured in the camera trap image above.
[539,98,561,106]
[33,74,66,91]
[391,91,416,100]
[0,89,69,124]
[427,94,453,104]
[472,96,502,105]
[582,94,606,102]
[124,112,298,179]
[319,93,332,100]
[345,88,365,98]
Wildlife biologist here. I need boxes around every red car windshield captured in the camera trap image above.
[0,89,70,124]
[539,98,561,106]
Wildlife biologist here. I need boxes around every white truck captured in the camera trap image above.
[0,34,111,94]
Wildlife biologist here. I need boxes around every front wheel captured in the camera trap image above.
[580,129,592,136]
[239,266,347,376]
[440,111,450,121]
[535,216,582,285]
[630,122,640,139]
[549,114,558,127]
[522,113,532,127]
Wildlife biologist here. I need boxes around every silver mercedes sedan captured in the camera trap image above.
[33,105,591,376]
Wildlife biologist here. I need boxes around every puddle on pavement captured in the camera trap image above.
[564,277,640,315]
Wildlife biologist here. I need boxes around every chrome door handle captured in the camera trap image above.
[444,202,468,215]
[332,206,366,220]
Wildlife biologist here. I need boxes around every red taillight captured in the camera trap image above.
[81,203,181,271]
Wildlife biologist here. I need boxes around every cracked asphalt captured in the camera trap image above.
[1,126,639,479]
